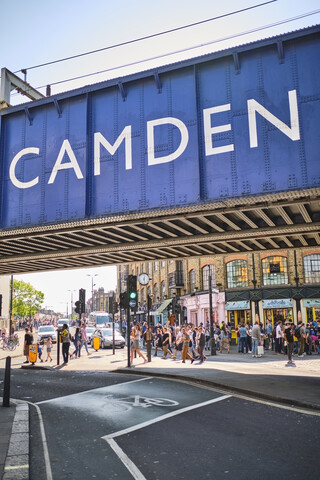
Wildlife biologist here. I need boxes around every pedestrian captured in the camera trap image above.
[296,320,306,357]
[154,327,163,357]
[71,327,81,358]
[161,327,174,359]
[265,319,273,350]
[275,321,284,354]
[130,325,147,364]
[173,327,183,359]
[81,323,90,356]
[45,337,53,362]
[219,324,230,354]
[37,342,43,362]
[238,323,248,354]
[284,321,296,366]
[181,327,194,364]
[197,327,207,362]
[251,321,261,358]
[23,327,33,364]
[246,322,252,353]
[61,323,71,364]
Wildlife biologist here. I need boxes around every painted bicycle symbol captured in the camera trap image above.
[103,394,179,412]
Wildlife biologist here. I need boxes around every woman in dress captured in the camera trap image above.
[130,325,147,364]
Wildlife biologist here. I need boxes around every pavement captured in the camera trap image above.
[1,331,320,479]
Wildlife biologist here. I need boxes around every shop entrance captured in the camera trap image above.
[228,310,251,344]
[263,308,293,327]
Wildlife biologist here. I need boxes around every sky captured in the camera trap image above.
[2,0,320,313]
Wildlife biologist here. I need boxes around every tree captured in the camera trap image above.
[12,280,44,318]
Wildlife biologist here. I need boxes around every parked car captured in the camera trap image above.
[92,328,125,349]
[57,319,71,328]
[86,327,95,345]
[37,325,57,344]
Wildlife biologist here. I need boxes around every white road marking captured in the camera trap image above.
[106,438,148,480]
[36,376,150,405]
[103,394,230,480]
[27,401,53,480]
[103,394,230,440]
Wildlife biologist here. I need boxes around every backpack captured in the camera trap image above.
[294,325,301,338]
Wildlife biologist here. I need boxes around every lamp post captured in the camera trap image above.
[208,266,217,356]
[68,289,76,320]
[87,274,98,312]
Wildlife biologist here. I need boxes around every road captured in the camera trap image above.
[2,368,319,480]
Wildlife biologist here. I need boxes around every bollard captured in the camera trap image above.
[2,356,11,407]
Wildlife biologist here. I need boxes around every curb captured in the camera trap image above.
[114,368,320,412]
[3,401,29,480]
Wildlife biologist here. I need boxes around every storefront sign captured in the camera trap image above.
[262,299,293,309]
[303,299,320,308]
[226,301,250,310]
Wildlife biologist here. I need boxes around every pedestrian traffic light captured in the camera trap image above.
[127,275,137,308]
[74,300,81,315]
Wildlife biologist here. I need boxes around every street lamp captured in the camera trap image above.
[68,290,76,319]
[87,274,98,312]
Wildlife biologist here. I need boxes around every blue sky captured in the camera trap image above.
[2,0,320,312]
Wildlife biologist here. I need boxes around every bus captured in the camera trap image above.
[88,311,114,328]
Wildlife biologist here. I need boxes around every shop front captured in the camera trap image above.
[262,299,293,326]
[303,299,320,324]
[181,291,225,327]
[225,300,251,343]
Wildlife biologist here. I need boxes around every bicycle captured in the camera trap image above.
[1,334,19,351]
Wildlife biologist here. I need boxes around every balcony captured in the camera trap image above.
[168,271,184,288]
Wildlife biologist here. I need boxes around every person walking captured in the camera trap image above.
[130,325,147,364]
[181,327,194,364]
[275,321,284,354]
[297,320,306,357]
[284,321,296,366]
[80,323,90,356]
[23,327,33,364]
[161,327,174,359]
[251,321,261,358]
[71,327,81,358]
[197,327,207,362]
[45,337,53,362]
[219,324,230,354]
[61,323,71,364]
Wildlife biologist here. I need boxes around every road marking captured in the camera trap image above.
[103,394,230,480]
[106,438,148,480]
[36,376,150,405]
[5,465,29,470]
[26,401,53,480]
[103,394,231,440]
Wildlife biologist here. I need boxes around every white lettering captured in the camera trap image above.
[203,104,234,156]
[147,117,189,166]
[9,147,40,189]
[94,126,132,174]
[48,140,83,184]
[248,89,300,148]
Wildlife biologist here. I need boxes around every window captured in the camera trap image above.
[202,265,216,290]
[147,262,152,274]
[304,254,320,283]
[161,261,165,268]
[226,260,248,288]
[153,284,158,300]
[141,288,145,302]
[189,269,196,291]
[262,256,288,286]
[154,261,158,271]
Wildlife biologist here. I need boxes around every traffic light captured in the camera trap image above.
[147,295,152,311]
[74,300,81,315]
[112,301,119,314]
[119,292,128,309]
[79,288,85,314]
[127,275,137,308]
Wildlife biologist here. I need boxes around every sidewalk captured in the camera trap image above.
[1,341,320,479]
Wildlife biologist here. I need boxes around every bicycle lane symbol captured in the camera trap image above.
[103,394,179,412]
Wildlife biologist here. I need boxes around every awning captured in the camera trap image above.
[156,298,173,314]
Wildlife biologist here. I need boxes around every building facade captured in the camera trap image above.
[117,247,320,329]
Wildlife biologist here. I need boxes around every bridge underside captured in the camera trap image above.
[1,189,319,275]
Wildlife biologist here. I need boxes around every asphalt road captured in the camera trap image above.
[1,369,319,480]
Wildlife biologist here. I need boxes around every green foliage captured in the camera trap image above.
[12,279,44,317]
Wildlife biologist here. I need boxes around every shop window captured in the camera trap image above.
[226,260,248,288]
[304,254,320,283]
[262,256,288,286]
[202,265,216,290]
[189,269,196,291]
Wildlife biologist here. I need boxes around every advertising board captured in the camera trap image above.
[1,26,319,229]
